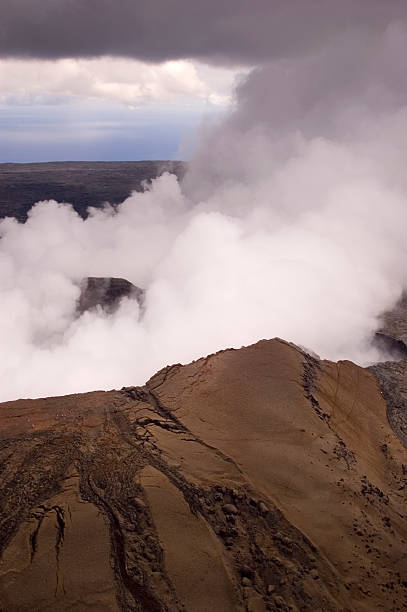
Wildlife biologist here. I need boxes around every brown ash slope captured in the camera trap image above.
[0,339,406,612]
[0,161,185,222]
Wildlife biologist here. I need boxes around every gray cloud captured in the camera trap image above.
[184,19,407,198]
[0,0,404,64]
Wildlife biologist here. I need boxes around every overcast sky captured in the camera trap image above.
[1,0,406,161]
[0,56,242,161]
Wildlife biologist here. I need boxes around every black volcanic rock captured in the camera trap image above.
[0,161,185,222]
[373,293,407,357]
[369,359,407,448]
[370,293,407,448]
[77,277,144,314]
[372,332,407,360]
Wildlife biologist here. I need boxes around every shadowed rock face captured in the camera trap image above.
[374,295,407,360]
[372,333,407,361]
[369,360,407,449]
[77,277,144,315]
[373,294,407,359]
[0,339,406,611]
[377,294,407,347]
[370,294,407,449]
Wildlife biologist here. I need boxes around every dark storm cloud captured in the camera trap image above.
[0,0,404,63]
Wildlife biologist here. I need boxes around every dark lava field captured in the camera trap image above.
[0,161,185,222]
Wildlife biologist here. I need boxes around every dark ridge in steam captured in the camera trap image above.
[77,277,144,315]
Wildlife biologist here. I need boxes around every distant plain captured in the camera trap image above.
[0,161,185,221]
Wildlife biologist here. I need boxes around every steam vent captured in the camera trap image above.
[0,338,406,611]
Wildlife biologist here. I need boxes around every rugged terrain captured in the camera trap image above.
[0,338,406,612]
[0,161,185,222]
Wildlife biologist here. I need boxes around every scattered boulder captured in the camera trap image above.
[258,501,268,516]
[222,503,239,515]
[369,359,407,448]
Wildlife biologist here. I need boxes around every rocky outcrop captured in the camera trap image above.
[77,277,144,315]
[372,333,407,360]
[377,294,407,346]
[369,360,407,449]
[0,339,406,611]
[370,294,407,449]
[373,293,407,358]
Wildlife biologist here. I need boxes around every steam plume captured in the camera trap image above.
[1,21,407,401]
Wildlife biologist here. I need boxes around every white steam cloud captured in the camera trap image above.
[1,22,407,401]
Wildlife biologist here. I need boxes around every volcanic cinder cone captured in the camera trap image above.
[0,339,406,611]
